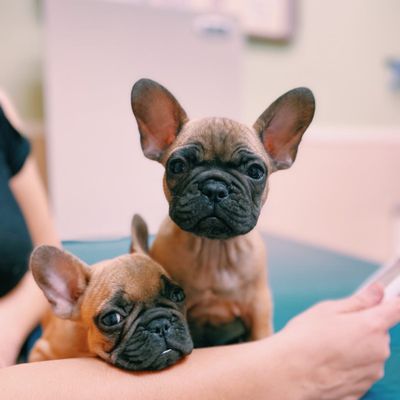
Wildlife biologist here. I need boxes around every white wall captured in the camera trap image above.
[2,0,400,127]
[244,0,400,127]
[44,0,243,239]
[0,0,43,121]
[1,0,399,261]
[242,0,400,262]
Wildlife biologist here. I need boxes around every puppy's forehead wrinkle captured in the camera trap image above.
[105,289,133,310]
[173,118,267,161]
[83,254,165,316]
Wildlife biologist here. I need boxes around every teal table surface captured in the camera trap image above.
[63,235,399,399]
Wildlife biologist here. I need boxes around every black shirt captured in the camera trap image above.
[0,106,32,296]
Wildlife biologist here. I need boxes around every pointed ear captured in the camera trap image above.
[131,78,188,161]
[30,246,89,319]
[254,87,315,171]
[129,214,149,254]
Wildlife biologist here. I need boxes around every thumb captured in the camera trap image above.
[335,284,384,313]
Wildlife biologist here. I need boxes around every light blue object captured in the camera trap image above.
[56,235,399,398]
[388,58,400,90]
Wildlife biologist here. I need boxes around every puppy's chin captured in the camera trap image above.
[189,217,247,240]
[112,348,184,371]
[170,211,258,240]
[195,216,233,239]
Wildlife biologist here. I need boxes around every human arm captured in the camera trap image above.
[0,338,289,400]
[0,285,398,400]
[0,156,61,367]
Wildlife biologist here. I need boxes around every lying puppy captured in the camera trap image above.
[131,79,315,347]
[29,215,193,370]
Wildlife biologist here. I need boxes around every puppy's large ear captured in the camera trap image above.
[130,214,149,254]
[254,87,315,171]
[30,246,89,319]
[131,78,188,161]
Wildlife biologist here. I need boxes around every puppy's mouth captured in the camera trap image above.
[111,340,186,371]
[149,348,183,370]
[194,215,233,239]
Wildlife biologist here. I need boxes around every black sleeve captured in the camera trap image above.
[0,106,31,177]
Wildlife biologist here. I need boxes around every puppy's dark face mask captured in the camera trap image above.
[131,79,315,239]
[165,122,268,239]
[94,276,193,371]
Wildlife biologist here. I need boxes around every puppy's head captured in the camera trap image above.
[131,78,315,239]
[30,218,193,370]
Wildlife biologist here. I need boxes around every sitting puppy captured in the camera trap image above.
[29,215,193,370]
[130,79,315,347]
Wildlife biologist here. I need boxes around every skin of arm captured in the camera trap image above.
[0,156,61,367]
[0,285,399,400]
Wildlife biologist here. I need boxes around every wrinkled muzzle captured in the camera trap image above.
[110,309,193,371]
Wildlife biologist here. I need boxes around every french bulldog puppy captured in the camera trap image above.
[29,215,193,370]
[131,79,315,346]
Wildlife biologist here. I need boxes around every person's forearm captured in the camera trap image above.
[0,337,303,400]
[9,156,61,248]
[0,272,49,337]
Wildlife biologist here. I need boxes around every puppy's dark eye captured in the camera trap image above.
[170,287,185,303]
[101,311,123,327]
[168,158,187,175]
[247,164,265,180]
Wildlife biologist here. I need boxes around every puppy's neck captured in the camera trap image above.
[153,217,263,272]
[31,314,93,362]
[184,226,253,256]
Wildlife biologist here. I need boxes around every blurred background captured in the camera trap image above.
[1,0,399,263]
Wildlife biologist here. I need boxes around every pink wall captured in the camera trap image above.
[259,128,400,262]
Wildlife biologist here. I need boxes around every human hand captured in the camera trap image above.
[277,284,400,400]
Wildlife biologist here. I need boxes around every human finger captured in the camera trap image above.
[363,297,400,330]
[333,284,384,313]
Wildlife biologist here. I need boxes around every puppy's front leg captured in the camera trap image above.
[250,282,274,340]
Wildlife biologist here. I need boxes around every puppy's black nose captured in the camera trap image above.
[148,318,172,337]
[201,180,229,202]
